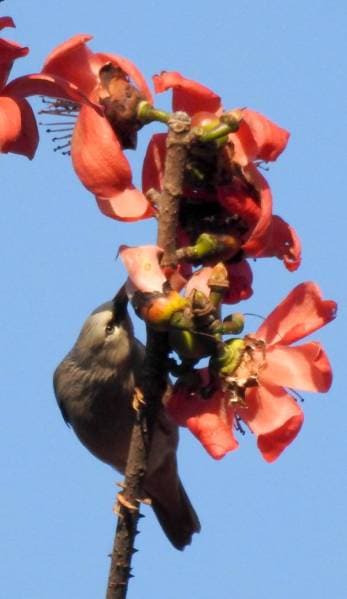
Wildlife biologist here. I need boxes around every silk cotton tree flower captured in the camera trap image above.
[1,20,107,159]
[39,34,156,221]
[167,282,336,462]
[6,34,154,221]
[143,71,301,276]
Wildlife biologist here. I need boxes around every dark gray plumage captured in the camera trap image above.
[53,294,200,549]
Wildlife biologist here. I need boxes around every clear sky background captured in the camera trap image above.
[1,1,346,598]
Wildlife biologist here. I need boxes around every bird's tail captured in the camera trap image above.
[148,472,201,550]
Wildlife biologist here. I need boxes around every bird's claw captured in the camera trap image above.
[132,387,145,412]
[113,491,152,515]
[113,492,138,515]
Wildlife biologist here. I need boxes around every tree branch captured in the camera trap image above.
[105,111,191,599]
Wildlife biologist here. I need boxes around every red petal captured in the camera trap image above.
[3,73,98,108]
[119,245,165,292]
[0,38,29,88]
[0,17,15,30]
[224,261,253,304]
[231,108,289,164]
[142,132,167,194]
[71,104,152,221]
[0,96,21,148]
[42,34,99,97]
[256,282,337,346]
[96,52,152,103]
[260,342,333,392]
[258,214,302,271]
[167,385,238,460]
[153,71,221,115]
[0,96,38,158]
[218,183,261,233]
[237,385,304,462]
[242,164,273,256]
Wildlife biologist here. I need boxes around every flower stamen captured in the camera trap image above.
[39,97,79,156]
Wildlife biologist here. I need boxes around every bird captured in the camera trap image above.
[53,288,200,550]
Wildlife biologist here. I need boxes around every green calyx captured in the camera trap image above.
[210,338,246,376]
[137,101,171,124]
[193,110,242,143]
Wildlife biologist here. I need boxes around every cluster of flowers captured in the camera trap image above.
[1,18,336,462]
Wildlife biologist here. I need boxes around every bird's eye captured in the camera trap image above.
[105,321,115,335]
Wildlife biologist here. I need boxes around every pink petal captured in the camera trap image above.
[0,38,29,88]
[258,214,302,271]
[256,282,337,346]
[237,384,304,462]
[119,245,165,293]
[185,267,213,297]
[260,342,333,392]
[0,96,38,158]
[142,132,167,194]
[42,34,99,97]
[71,103,152,221]
[3,73,99,108]
[96,52,152,103]
[242,164,273,256]
[153,71,221,115]
[167,385,238,460]
[96,189,154,222]
[231,108,290,164]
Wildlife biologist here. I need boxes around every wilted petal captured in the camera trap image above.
[0,96,38,158]
[96,52,152,103]
[260,342,333,392]
[71,103,153,220]
[231,108,290,164]
[259,214,302,271]
[237,384,304,462]
[153,71,221,115]
[142,132,167,194]
[42,34,100,97]
[0,38,29,88]
[167,385,238,460]
[256,282,337,346]
[119,245,166,293]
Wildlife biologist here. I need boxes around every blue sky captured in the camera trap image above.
[1,1,346,597]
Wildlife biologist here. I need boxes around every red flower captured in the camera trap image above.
[6,33,154,220]
[167,282,336,462]
[0,17,38,158]
[143,72,301,270]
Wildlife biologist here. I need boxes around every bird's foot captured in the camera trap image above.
[132,386,145,412]
[113,492,138,515]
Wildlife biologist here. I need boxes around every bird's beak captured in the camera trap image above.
[112,285,129,320]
